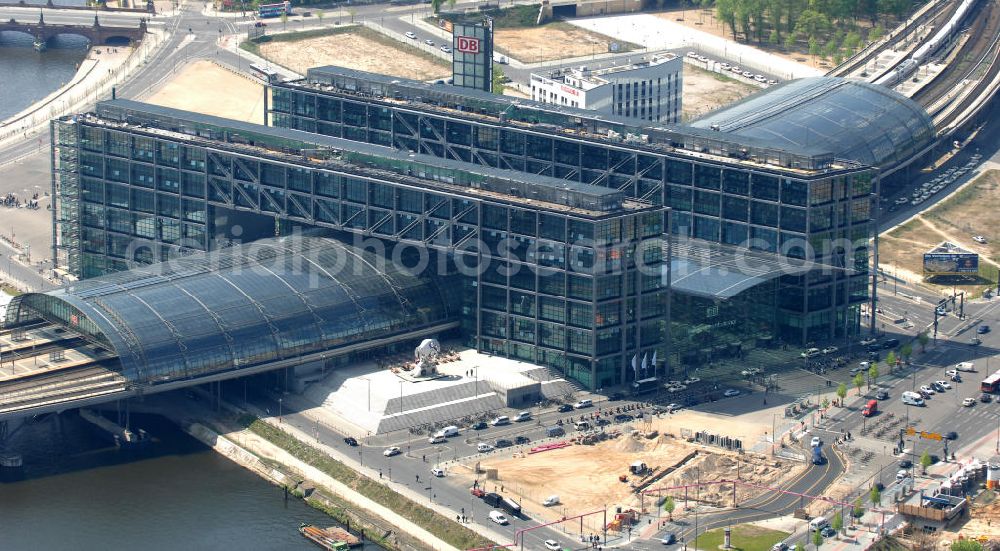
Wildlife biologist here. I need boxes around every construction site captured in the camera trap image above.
[452,412,803,533]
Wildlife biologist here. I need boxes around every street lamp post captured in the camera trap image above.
[278,397,283,423]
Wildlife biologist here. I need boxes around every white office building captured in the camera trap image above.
[529,54,682,124]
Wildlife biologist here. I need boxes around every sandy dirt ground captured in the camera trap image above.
[682,64,758,121]
[258,30,449,81]
[653,8,830,70]
[880,169,1000,288]
[453,410,801,533]
[146,60,266,123]
[494,23,633,63]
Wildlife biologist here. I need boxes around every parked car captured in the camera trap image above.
[945,369,959,377]
[876,389,889,400]
[440,45,452,53]
[822,346,838,355]
[615,414,634,423]
[899,459,912,468]
[428,435,446,444]
[495,439,513,448]
[557,404,574,413]
[660,533,677,544]
[431,467,445,477]
[920,385,935,395]
[930,382,945,393]
[772,543,789,551]
[860,337,877,346]
[515,435,531,444]
[723,389,741,397]
[343,437,358,446]
[974,235,988,244]
[896,469,908,481]
[979,324,991,334]
[964,397,976,407]
[470,421,488,430]
[424,39,435,46]
[684,377,702,385]
[477,442,494,452]
[800,347,821,358]
[405,31,417,39]
[821,527,836,538]
[982,393,993,403]
[574,399,593,409]
[882,338,900,349]
[544,540,562,550]
[935,380,952,389]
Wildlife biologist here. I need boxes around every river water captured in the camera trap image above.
[0,0,89,122]
[0,412,380,550]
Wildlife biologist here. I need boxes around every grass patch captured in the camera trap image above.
[237,414,495,550]
[0,284,22,296]
[692,525,789,551]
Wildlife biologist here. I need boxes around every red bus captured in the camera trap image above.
[981,369,1000,393]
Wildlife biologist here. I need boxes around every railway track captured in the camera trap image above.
[914,0,1000,107]
[831,0,955,78]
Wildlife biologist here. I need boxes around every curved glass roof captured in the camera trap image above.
[688,77,935,169]
[5,236,459,387]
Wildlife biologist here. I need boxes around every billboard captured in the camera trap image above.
[923,252,979,275]
[452,19,493,92]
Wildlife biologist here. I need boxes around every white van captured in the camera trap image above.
[514,411,531,422]
[543,495,560,506]
[436,425,460,438]
[491,415,510,426]
[574,399,593,409]
[809,516,829,532]
[956,361,976,372]
[489,510,509,525]
[574,420,590,431]
[901,391,925,406]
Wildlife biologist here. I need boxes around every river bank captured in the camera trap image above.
[0,26,167,153]
[0,411,350,550]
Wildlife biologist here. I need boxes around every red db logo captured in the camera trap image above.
[456,36,480,54]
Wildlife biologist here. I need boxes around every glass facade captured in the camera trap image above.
[8,236,460,387]
[50,105,668,389]
[268,74,876,347]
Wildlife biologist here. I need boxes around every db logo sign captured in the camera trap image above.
[456,36,480,54]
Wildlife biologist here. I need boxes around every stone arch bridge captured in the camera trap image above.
[0,14,146,51]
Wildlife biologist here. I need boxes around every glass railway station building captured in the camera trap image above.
[41,68,936,390]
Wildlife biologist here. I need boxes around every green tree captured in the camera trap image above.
[868,363,880,388]
[809,36,820,56]
[492,65,506,94]
[812,529,824,551]
[831,511,843,535]
[852,496,864,518]
[280,11,287,30]
[316,10,324,24]
[842,31,861,54]
[823,38,838,58]
[784,30,799,50]
[769,29,780,44]
[431,0,442,13]
[795,544,806,551]
[918,331,929,352]
[836,383,847,406]
[885,350,896,374]
[867,23,884,43]
[663,496,675,520]
[921,450,933,473]
[447,0,457,9]
[853,372,865,395]
[901,342,913,362]
[870,484,881,505]
[952,540,985,551]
